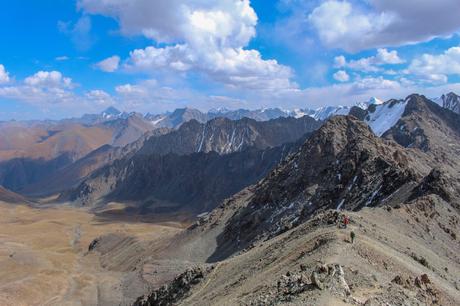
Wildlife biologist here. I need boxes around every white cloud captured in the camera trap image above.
[335,48,404,72]
[408,46,460,84]
[79,0,297,92]
[333,70,350,82]
[376,48,404,65]
[309,0,460,52]
[0,65,10,84]
[95,55,120,72]
[351,76,401,93]
[0,68,122,118]
[85,90,114,106]
[0,71,76,107]
[0,85,75,105]
[341,57,381,73]
[24,71,72,88]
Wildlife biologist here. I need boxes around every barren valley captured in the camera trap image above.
[0,201,187,306]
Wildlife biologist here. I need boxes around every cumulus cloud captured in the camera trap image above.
[95,55,120,72]
[309,0,460,52]
[333,70,350,82]
[78,0,297,91]
[0,70,88,108]
[335,48,404,72]
[85,89,114,106]
[350,76,401,93]
[376,48,404,64]
[0,71,76,108]
[407,46,460,84]
[24,71,72,88]
[0,65,10,84]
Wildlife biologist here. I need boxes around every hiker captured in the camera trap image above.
[343,215,349,228]
[350,231,355,244]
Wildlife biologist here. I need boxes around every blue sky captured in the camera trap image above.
[1,0,460,120]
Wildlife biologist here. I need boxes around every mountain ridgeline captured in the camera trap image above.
[64,115,322,210]
[137,116,321,156]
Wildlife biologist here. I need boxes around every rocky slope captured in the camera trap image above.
[149,197,459,306]
[137,115,321,156]
[65,136,308,211]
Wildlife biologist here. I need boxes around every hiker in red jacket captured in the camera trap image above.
[343,215,349,229]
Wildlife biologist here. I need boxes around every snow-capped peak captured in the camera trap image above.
[368,97,383,105]
[101,106,122,119]
[356,97,383,110]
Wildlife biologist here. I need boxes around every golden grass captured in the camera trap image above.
[0,201,184,306]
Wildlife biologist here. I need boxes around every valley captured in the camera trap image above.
[0,201,188,306]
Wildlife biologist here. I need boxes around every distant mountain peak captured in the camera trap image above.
[356,97,383,110]
[368,97,383,105]
[101,106,122,117]
[209,107,231,113]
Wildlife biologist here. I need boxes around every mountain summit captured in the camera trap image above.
[101,106,122,119]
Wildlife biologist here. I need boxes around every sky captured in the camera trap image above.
[1,0,460,120]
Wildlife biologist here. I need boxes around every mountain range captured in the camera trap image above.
[1,92,460,305]
[1,92,458,198]
[63,93,459,306]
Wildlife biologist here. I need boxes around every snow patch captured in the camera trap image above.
[366,186,381,206]
[365,100,407,136]
[336,199,345,211]
[150,116,166,125]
